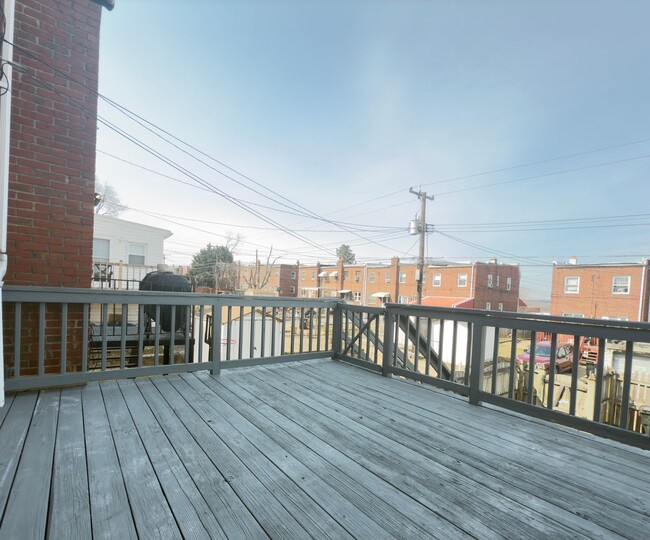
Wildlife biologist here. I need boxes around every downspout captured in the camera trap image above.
[0,0,16,407]
[469,262,476,303]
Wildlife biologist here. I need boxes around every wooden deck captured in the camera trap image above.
[0,359,648,539]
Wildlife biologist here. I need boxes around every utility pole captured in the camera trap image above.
[409,188,434,304]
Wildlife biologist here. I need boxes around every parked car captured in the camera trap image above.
[516,341,574,373]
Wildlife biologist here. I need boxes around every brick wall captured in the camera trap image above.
[5,0,102,287]
[3,0,103,377]
[551,264,649,321]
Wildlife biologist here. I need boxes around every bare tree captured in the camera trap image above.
[94,179,124,216]
[243,247,281,291]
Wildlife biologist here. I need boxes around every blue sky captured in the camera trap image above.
[95,1,650,301]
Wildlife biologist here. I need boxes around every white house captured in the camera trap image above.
[92,215,173,287]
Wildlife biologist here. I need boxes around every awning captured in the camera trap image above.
[338,289,352,294]
[302,287,320,291]
[317,271,328,278]
[329,271,338,278]
[372,292,390,298]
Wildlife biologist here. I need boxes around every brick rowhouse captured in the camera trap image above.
[2,0,107,376]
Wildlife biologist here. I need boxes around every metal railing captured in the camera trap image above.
[3,286,650,448]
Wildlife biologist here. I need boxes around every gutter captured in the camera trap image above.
[0,0,16,407]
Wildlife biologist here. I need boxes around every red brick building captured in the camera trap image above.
[294,257,520,311]
[239,262,299,296]
[551,259,650,321]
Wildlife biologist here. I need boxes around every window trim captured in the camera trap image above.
[93,238,110,263]
[399,272,407,284]
[506,277,512,291]
[487,274,493,288]
[432,273,442,287]
[564,276,580,294]
[127,242,146,265]
[457,273,468,287]
[612,275,631,295]
[485,302,491,310]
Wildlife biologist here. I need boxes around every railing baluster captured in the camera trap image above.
[414,316,420,373]
[137,304,144,368]
[120,304,127,370]
[184,305,191,364]
[491,327,500,395]
[299,307,305,354]
[198,305,205,363]
[169,301,176,366]
[325,307,331,351]
[60,304,68,375]
[382,308,394,376]
[403,314,410,370]
[426,318,432,377]
[344,308,349,354]
[211,301,222,375]
[290,307,296,355]
[592,338,606,422]
[271,307,277,356]
[154,304,161,367]
[82,303,88,373]
[101,303,108,372]
[250,307,256,359]
[260,307,267,358]
[619,341,634,429]
[332,305,342,357]
[469,323,486,405]
[464,323,472,385]
[546,333,558,410]
[508,329,517,399]
[373,314,380,364]
[450,320,458,382]
[317,308,322,351]
[13,302,21,377]
[238,306,244,360]
[569,335,580,416]
[438,319,445,377]
[527,332,537,405]
[226,306,232,361]
[280,307,287,356]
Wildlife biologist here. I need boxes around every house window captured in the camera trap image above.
[563,313,584,318]
[612,276,631,294]
[487,274,493,288]
[368,296,377,305]
[385,271,390,283]
[399,272,406,283]
[289,286,296,294]
[498,303,503,311]
[485,302,491,310]
[496,275,500,287]
[354,291,361,302]
[301,271,305,280]
[399,295,409,304]
[564,276,580,293]
[433,274,442,287]
[458,273,468,287]
[602,315,628,321]
[343,271,349,279]
[369,272,375,283]
[506,277,512,291]
[93,238,110,263]
[311,271,316,279]
[355,271,361,282]
[127,243,145,265]
[290,271,296,279]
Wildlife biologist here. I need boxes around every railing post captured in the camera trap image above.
[211,301,222,376]
[382,307,394,377]
[332,303,342,359]
[469,322,487,405]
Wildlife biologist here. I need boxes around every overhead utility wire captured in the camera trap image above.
[5,37,398,254]
[11,62,332,257]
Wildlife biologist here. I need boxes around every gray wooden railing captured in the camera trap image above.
[3,286,650,448]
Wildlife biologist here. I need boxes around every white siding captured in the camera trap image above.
[93,215,172,266]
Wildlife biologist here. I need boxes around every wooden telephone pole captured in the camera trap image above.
[409,188,434,304]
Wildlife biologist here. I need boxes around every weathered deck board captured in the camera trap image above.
[284,360,641,539]
[0,390,59,539]
[236,365,579,539]
[82,383,137,540]
[194,371,452,539]
[100,381,182,539]
[0,392,37,518]
[0,358,648,539]
[48,388,91,540]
